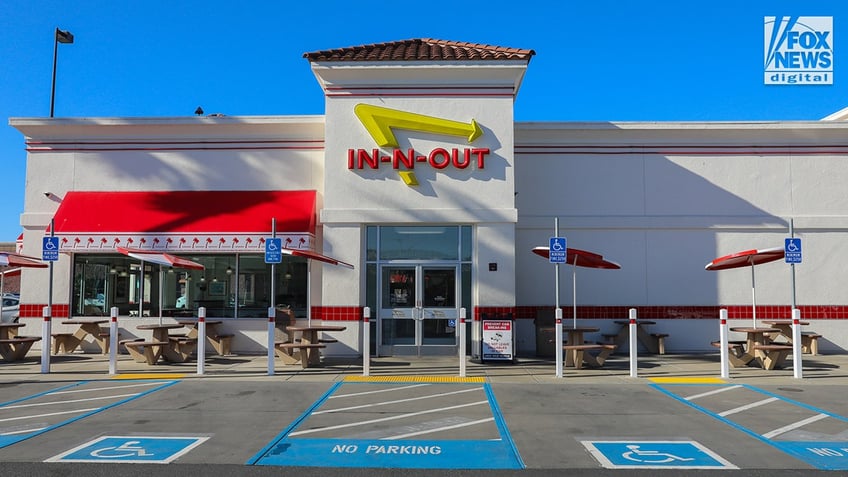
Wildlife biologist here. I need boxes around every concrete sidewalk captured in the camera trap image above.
[2,350,846,385]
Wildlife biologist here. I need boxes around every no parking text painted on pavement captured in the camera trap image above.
[249,376,523,469]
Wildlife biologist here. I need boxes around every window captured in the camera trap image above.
[71,253,307,319]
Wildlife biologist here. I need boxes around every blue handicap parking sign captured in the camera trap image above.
[48,436,209,464]
[549,237,566,263]
[785,238,802,264]
[582,440,736,469]
[42,236,59,261]
[265,237,282,264]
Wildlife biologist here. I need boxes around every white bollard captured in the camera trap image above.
[792,308,803,379]
[555,308,563,378]
[629,308,638,378]
[459,308,466,377]
[109,306,118,375]
[197,307,206,375]
[362,307,370,377]
[719,309,729,379]
[41,306,51,374]
[267,307,276,376]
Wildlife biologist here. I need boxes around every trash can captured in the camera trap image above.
[535,308,556,358]
[477,312,516,364]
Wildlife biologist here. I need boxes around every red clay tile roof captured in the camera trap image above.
[303,38,535,62]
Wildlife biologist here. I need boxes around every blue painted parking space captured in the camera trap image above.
[0,380,178,449]
[582,440,736,469]
[47,435,209,463]
[248,380,523,469]
[652,383,848,470]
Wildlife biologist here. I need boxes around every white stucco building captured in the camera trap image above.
[10,39,848,357]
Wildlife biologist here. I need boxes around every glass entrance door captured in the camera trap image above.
[379,264,459,356]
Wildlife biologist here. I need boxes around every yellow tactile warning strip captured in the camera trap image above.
[647,377,726,384]
[344,375,486,383]
[112,373,186,380]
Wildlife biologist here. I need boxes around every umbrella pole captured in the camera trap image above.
[751,262,757,328]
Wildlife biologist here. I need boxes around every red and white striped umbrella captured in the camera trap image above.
[532,246,621,328]
[705,246,785,328]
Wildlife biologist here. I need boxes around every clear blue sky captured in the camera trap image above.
[1,1,844,242]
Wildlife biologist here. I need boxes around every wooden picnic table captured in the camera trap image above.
[760,320,820,355]
[54,319,110,354]
[0,323,38,362]
[177,319,233,356]
[562,326,600,368]
[276,324,345,368]
[730,327,790,370]
[132,323,196,364]
[611,320,664,354]
[0,322,24,339]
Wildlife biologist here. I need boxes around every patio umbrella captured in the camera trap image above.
[705,246,785,328]
[280,248,354,269]
[116,247,205,323]
[532,246,621,328]
[0,252,48,300]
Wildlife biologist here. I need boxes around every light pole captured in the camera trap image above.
[50,28,74,118]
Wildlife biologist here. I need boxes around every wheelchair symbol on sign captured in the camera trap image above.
[551,239,564,252]
[786,240,799,252]
[267,240,278,251]
[90,440,153,459]
[44,239,57,250]
[622,445,695,464]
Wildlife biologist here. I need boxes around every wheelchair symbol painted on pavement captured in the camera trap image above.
[48,435,210,463]
[622,445,695,464]
[90,440,153,458]
[581,440,737,469]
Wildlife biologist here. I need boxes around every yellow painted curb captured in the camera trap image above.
[648,377,726,384]
[113,373,185,380]
[344,375,485,383]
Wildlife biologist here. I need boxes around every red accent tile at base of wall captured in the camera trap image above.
[19,304,69,319]
[17,303,848,321]
[311,306,363,321]
[515,305,848,320]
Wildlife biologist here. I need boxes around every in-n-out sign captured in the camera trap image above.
[349,104,490,184]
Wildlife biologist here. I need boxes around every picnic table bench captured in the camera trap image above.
[562,343,617,369]
[274,341,327,369]
[0,336,41,361]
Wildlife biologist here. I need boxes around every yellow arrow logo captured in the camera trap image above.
[354,104,483,148]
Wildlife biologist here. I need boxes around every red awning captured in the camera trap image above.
[116,247,205,270]
[51,190,317,253]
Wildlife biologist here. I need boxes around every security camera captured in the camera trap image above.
[43,192,51,197]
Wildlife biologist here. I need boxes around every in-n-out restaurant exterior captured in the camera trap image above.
[10,38,848,357]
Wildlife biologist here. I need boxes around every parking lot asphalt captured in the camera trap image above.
[1,351,848,476]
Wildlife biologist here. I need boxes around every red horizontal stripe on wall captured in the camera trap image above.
[19,304,69,319]
[311,306,362,322]
[514,305,848,320]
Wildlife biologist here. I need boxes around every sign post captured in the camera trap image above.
[551,222,565,378]
[265,219,281,376]
[41,226,58,375]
